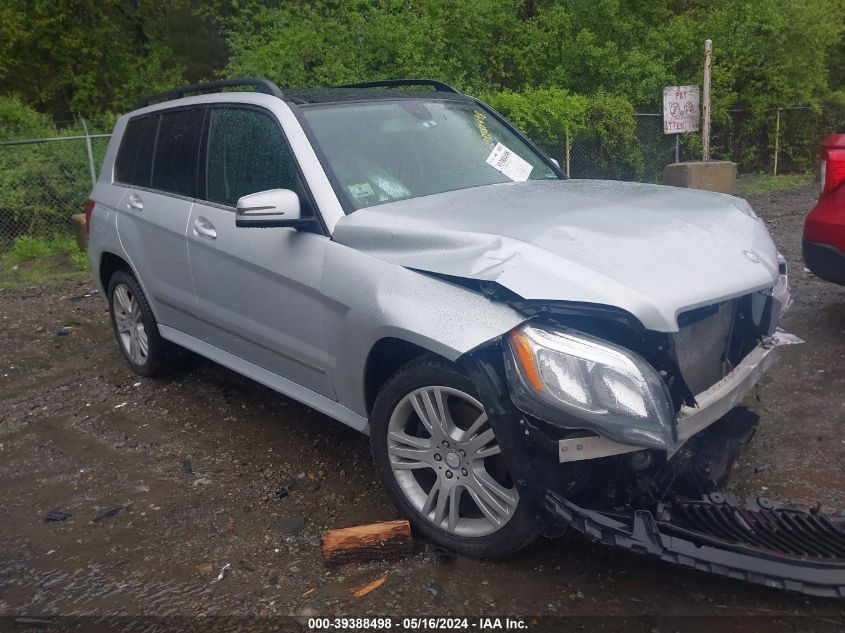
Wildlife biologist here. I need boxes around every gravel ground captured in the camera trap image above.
[0,184,843,629]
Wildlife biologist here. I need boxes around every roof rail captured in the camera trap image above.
[136,78,283,109]
[333,79,461,94]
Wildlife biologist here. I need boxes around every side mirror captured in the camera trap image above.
[549,158,560,169]
[235,189,313,229]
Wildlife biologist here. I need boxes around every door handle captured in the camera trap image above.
[192,216,217,240]
[127,193,143,211]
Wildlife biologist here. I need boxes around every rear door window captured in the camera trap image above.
[151,109,204,197]
[114,115,158,187]
[205,107,296,207]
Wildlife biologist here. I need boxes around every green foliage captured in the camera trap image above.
[0,233,88,287]
[220,0,843,178]
[577,91,643,181]
[0,97,93,240]
[736,173,814,197]
[482,88,643,179]
[482,88,589,151]
[662,0,845,172]
[6,234,76,262]
[2,0,844,179]
[0,1,225,118]
[0,95,55,138]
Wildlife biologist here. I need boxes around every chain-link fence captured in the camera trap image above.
[552,106,842,184]
[560,113,679,182]
[710,106,843,175]
[0,122,110,251]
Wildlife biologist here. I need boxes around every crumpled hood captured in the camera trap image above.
[332,179,779,332]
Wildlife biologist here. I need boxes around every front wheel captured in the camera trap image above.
[370,355,539,557]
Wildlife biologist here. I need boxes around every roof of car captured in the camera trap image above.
[284,87,474,105]
[135,79,474,110]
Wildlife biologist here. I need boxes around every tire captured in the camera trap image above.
[107,270,183,377]
[370,354,540,557]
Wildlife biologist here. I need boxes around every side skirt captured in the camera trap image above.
[158,325,370,435]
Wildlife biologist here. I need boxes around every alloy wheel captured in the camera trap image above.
[112,283,148,366]
[387,386,518,537]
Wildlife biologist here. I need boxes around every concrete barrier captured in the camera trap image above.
[663,160,737,194]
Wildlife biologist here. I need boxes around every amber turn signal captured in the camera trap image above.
[510,330,544,392]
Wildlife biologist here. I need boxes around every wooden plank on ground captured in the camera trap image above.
[321,519,413,566]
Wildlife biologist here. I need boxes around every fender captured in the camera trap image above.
[320,240,528,417]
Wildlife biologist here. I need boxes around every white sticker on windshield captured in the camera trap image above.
[485,142,533,182]
[348,182,375,200]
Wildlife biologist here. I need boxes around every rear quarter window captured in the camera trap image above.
[114,115,158,187]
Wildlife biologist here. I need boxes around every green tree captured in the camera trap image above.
[0,0,227,119]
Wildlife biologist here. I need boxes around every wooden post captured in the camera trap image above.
[565,127,571,177]
[321,519,413,566]
[81,118,97,187]
[702,39,712,161]
[773,108,781,176]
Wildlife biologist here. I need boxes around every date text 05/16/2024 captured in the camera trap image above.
[307,617,528,630]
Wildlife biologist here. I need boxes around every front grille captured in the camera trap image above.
[661,495,845,560]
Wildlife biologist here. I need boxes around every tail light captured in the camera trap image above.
[820,134,845,196]
[83,199,95,236]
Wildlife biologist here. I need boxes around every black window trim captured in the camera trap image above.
[147,114,162,190]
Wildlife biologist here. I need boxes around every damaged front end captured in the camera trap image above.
[494,268,793,465]
[463,270,845,597]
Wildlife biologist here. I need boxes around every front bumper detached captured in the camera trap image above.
[544,492,845,598]
[558,331,800,463]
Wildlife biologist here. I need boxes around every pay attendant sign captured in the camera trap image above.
[663,85,700,134]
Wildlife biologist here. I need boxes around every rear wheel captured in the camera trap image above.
[107,270,183,377]
[370,355,539,557]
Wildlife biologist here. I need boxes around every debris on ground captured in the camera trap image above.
[44,509,72,522]
[321,519,413,566]
[92,507,122,523]
[349,575,387,598]
[196,562,214,574]
[182,459,193,474]
[771,328,805,346]
[211,563,230,583]
[275,486,289,499]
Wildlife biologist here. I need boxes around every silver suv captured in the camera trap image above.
[88,78,792,558]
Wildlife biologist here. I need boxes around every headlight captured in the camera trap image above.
[504,324,676,450]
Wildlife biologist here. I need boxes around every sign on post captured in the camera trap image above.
[663,86,700,134]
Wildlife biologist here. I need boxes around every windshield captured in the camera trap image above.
[300,100,559,211]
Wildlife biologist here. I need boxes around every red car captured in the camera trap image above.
[803,124,845,285]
